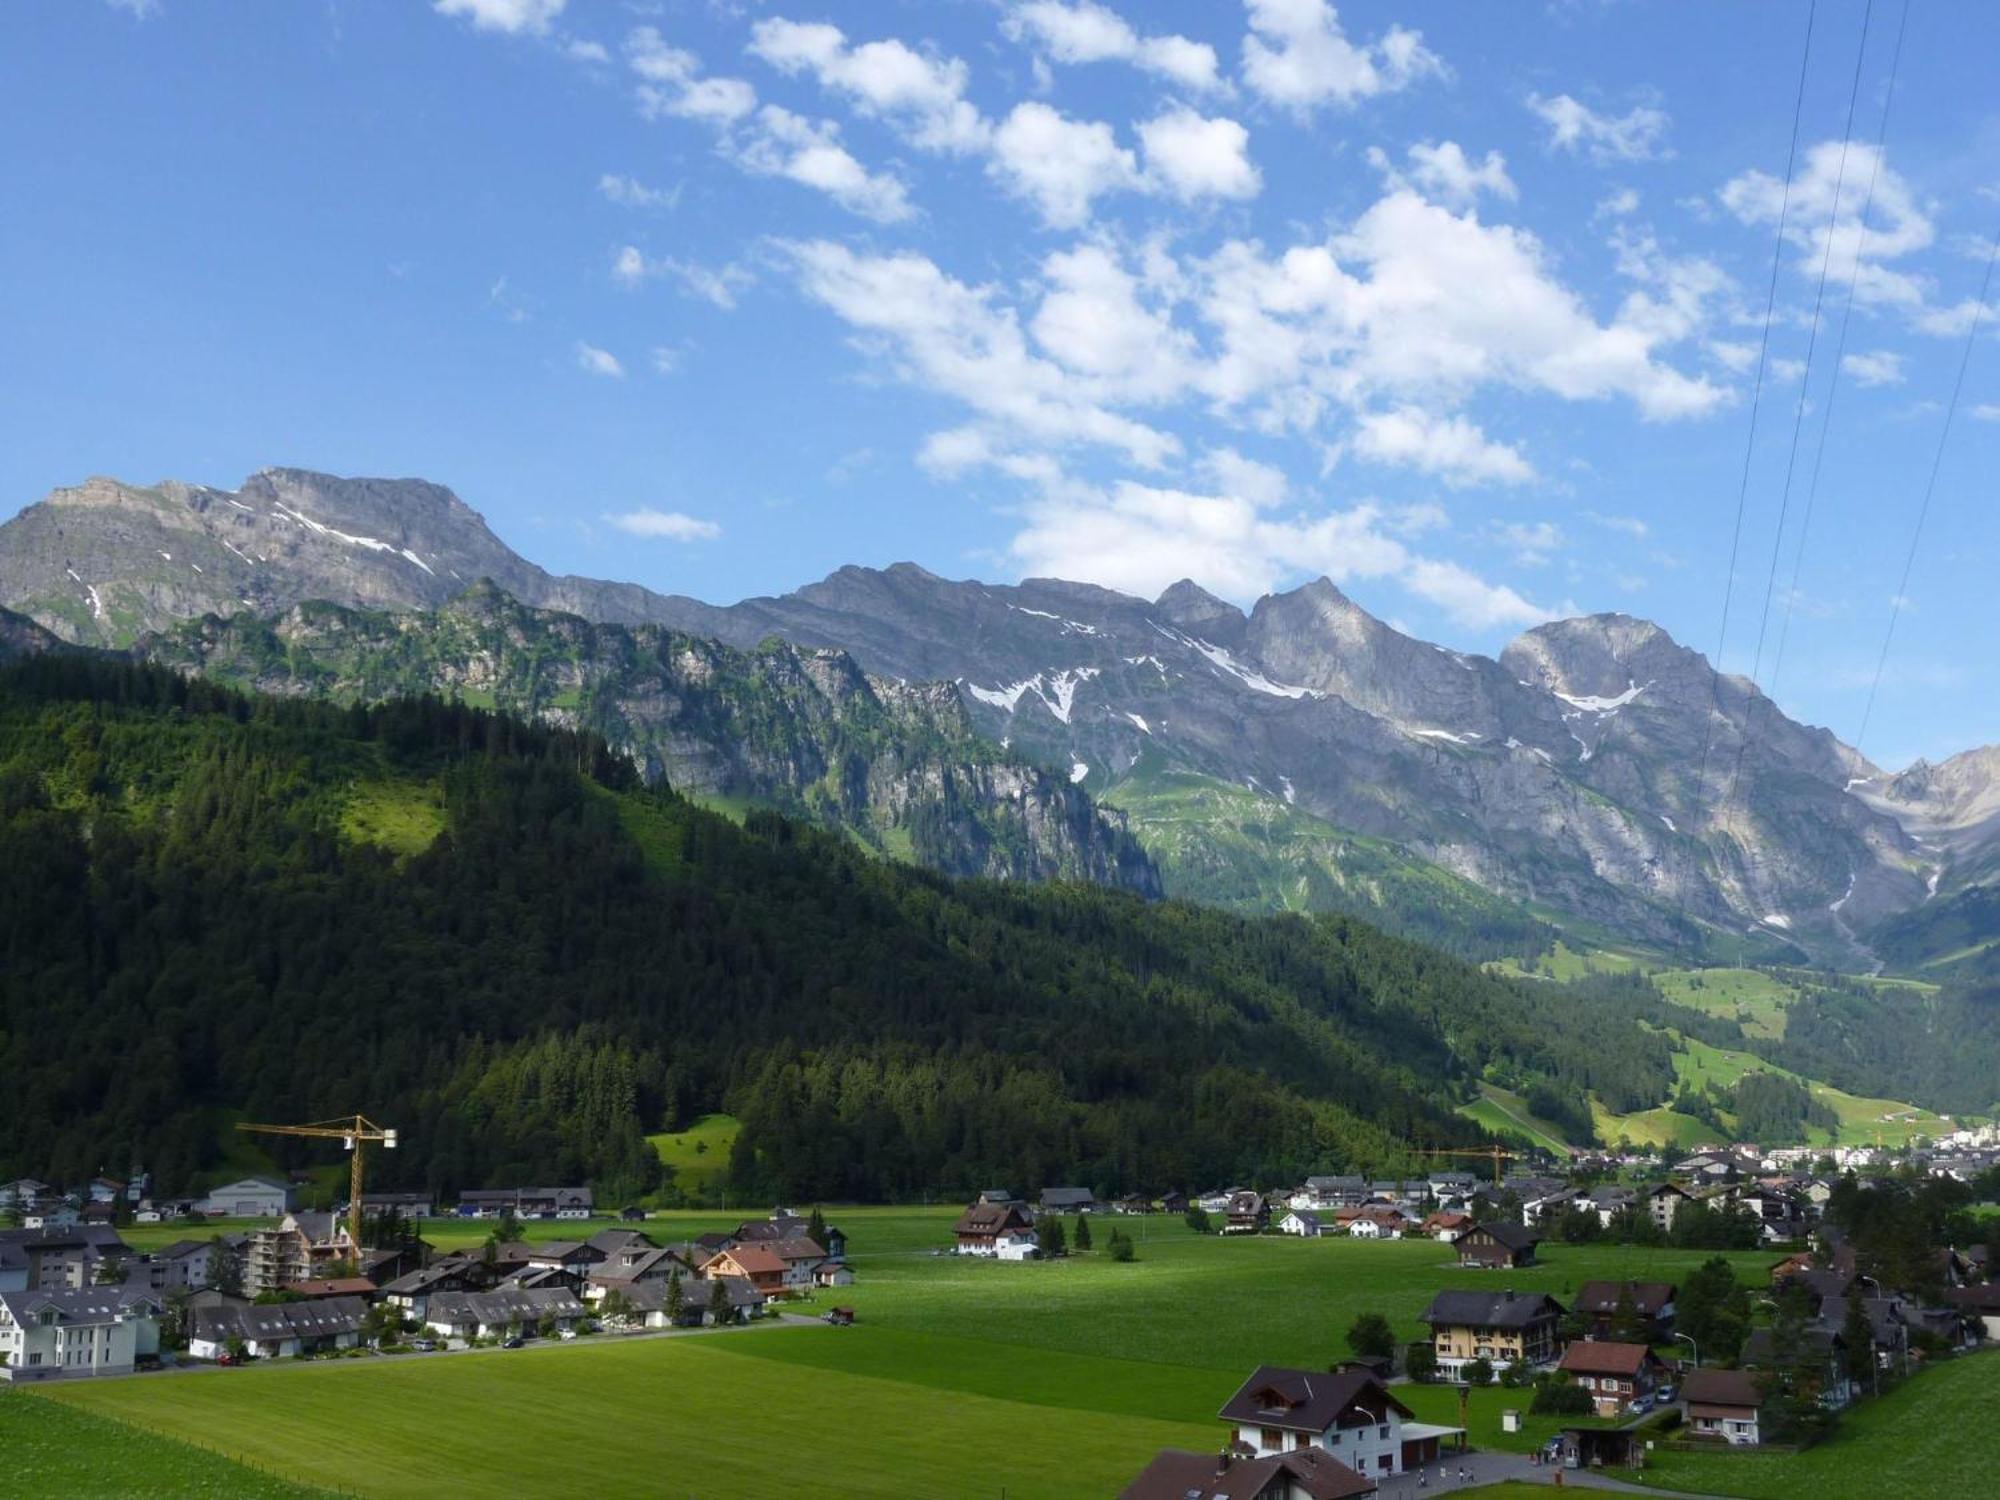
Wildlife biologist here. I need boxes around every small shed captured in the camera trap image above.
[1558,1428,1644,1470]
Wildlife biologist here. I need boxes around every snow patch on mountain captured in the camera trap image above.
[1553,680,1651,714]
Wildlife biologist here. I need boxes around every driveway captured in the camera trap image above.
[1374,1450,1727,1497]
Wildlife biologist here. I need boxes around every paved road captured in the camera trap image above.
[1376,1450,1727,1497]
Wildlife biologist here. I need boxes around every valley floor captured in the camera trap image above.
[26,1208,1849,1500]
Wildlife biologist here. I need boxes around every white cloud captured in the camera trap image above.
[575,342,624,377]
[1351,406,1535,486]
[1721,141,1936,320]
[1241,0,1443,114]
[988,103,1143,229]
[1200,447,1290,508]
[435,0,564,37]
[741,106,914,223]
[1006,2,1223,92]
[1372,141,1516,210]
[648,346,681,375]
[1195,190,1722,425]
[628,30,756,124]
[784,239,1178,467]
[1841,350,1906,387]
[599,173,682,211]
[1595,187,1641,220]
[1007,479,1551,628]
[1487,519,1564,565]
[1401,557,1554,629]
[1029,244,1196,401]
[624,28,912,222]
[564,38,610,65]
[1585,511,1651,539]
[104,0,160,18]
[1138,109,1261,204]
[1527,93,1670,164]
[604,508,721,541]
[747,19,988,153]
[612,248,753,307]
[1971,403,2000,422]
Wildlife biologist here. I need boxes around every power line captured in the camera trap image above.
[1768,0,1910,704]
[1853,219,2000,756]
[1693,0,1819,804]
[1725,0,1879,806]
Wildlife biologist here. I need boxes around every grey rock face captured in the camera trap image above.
[6,467,1986,962]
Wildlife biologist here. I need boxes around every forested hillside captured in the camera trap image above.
[0,657,1763,1203]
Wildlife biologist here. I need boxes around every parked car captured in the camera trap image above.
[559,1328,578,1341]
[501,1336,525,1349]
[1655,1384,1676,1404]
[216,1352,240,1367]
[411,1339,439,1352]
[1629,1394,1653,1415]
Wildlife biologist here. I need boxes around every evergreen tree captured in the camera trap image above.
[1040,1217,1066,1257]
[1108,1229,1135,1262]
[707,1277,732,1323]
[1346,1311,1396,1361]
[665,1270,685,1323]
[1841,1292,1876,1396]
[807,1205,828,1248]
[1072,1214,1092,1252]
[1608,1285,1645,1344]
[1404,1341,1438,1383]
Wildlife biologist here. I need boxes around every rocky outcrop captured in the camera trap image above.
[136,584,1159,895]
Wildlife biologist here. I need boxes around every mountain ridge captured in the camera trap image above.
[4,466,1993,968]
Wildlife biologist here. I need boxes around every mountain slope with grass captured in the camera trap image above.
[134,583,1159,894]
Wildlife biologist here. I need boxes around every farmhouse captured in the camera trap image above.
[1421,1211,1472,1241]
[1681,1367,1764,1445]
[1555,1341,1666,1416]
[1217,1365,1453,1476]
[1345,1206,1411,1240]
[1225,1191,1271,1235]
[952,1202,1038,1258]
[700,1245,788,1301]
[359,1191,435,1219]
[0,1287,161,1381]
[1573,1280,1677,1341]
[1420,1289,1564,1377]
[1454,1221,1542,1269]
[1278,1210,1329,1238]
[188,1294,369,1361]
[1120,1446,1378,1499]
[199,1176,295,1219]
[1040,1187,1097,1214]
[766,1237,828,1293]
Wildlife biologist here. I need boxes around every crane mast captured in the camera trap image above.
[235,1114,398,1258]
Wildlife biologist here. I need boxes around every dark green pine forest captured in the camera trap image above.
[0,655,1764,1205]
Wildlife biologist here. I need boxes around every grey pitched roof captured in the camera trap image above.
[0,1286,160,1326]
[1421,1289,1564,1329]
[1040,1187,1096,1208]
[191,1295,369,1343]
[1217,1366,1412,1434]
[425,1287,586,1325]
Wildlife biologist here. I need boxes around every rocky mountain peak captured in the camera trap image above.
[1154,578,1246,646]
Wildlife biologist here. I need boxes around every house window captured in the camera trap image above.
[1261,1429,1283,1449]
[1379,1426,1389,1440]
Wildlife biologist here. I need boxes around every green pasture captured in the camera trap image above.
[1632,1351,1999,1499]
[0,1388,330,1498]
[646,1112,742,1199]
[39,1214,1787,1498]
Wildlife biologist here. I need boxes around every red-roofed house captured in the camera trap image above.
[1556,1341,1667,1416]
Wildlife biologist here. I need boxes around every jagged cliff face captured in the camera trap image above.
[0,469,722,646]
[135,586,1159,895]
[6,467,1989,964]
[632,566,1938,964]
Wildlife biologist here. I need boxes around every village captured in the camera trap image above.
[1,1127,1994,1498]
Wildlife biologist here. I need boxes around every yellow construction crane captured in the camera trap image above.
[1411,1145,1517,1184]
[236,1114,397,1256]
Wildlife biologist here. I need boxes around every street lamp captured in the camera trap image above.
[1672,1332,1699,1368]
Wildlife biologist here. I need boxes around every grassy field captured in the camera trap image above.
[0,1388,332,1498]
[43,1212,1785,1498]
[1460,1083,1581,1152]
[1633,1351,1999,1499]
[647,1112,741,1200]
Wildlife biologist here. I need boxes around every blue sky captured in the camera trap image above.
[3,1,1997,766]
